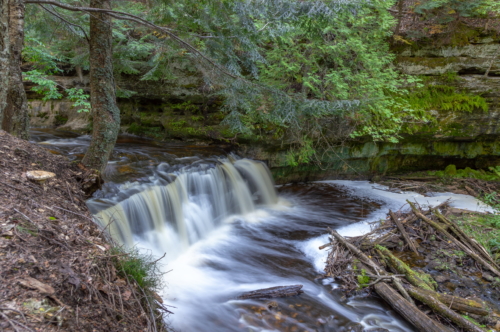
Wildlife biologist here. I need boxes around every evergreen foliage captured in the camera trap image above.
[23,16,90,111]
[23,0,432,165]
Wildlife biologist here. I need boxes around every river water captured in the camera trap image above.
[31,129,416,332]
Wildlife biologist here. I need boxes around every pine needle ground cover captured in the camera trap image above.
[0,131,168,332]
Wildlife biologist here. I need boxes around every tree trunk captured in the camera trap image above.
[81,0,120,173]
[0,0,9,125]
[394,0,404,36]
[2,0,29,139]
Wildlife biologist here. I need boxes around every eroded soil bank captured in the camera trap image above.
[0,131,166,331]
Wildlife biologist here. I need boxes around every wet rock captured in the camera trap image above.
[482,272,494,282]
[343,322,364,332]
[444,281,457,291]
[434,275,449,283]
[364,329,390,332]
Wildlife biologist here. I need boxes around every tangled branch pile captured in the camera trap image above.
[321,201,500,332]
[380,176,500,201]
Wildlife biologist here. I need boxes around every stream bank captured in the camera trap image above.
[0,130,168,332]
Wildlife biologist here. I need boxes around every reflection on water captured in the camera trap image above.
[32,129,415,332]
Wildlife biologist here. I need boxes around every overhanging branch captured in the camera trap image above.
[25,0,241,80]
[39,4,90,41]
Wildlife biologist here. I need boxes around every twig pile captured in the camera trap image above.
[380,176,500,202]
[321,201,500,332]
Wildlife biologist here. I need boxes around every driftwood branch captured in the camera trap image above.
[330,232,450,332]
[432,208,500,271]
[376,246,435,291]
[414,287,489,316]
[324,202,498,332]
[328,228,384,275]
[237,285,304,300]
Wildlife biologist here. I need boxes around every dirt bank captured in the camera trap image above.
[0,130,166,331]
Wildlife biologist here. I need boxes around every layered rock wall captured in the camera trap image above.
[26,32,500,182]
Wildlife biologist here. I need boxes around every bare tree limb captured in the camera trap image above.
[39,4,90,41]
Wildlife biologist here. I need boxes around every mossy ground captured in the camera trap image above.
[426,164,500,182]
[453,212,500,265]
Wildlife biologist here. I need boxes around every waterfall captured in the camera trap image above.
[88,158,278,259]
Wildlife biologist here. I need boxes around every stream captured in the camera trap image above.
[31,129,416,332]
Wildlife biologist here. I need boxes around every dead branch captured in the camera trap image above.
[389,210,419,255]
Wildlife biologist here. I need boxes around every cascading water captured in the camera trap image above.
[88,158,280,260]
[33,130,415,332]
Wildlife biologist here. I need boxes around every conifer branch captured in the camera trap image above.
[26,0,242,80]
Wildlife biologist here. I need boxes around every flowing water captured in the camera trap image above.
[31,129,415,332]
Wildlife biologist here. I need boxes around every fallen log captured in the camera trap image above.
[374,282,451,332]
[408,201,500,278]
[389,210,419,255]
[406,285,488,332]
[415,287,490,316]
[237,285,303,300]
[376,245,436,291]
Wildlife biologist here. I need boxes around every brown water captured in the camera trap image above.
[31,130,415,332]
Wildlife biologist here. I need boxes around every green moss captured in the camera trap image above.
[449,25,482,47]
[357,269,370,289]
[169,120,187,129]
[211,112,226,121]
[169,101,199,114]
[54,114,68,126]
[462,315,487,328]
[406,84,488,115]
[127,123,164,138]
[37,112,49,119]
[440,72,460,83]
[190,115,204,122]
[376,245,437,291]
[444,164,457,176]
[396,56,461,69]
[428,165,500,181]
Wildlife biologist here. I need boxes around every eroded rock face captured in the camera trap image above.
[29,100,91,132]
[248,35,500,182]
[395,36,500,76]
